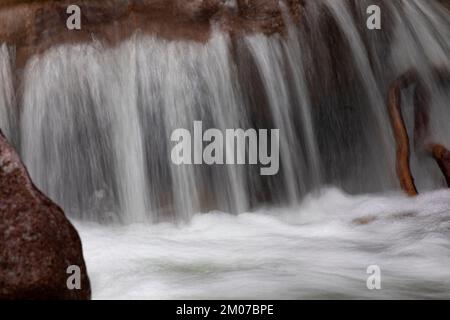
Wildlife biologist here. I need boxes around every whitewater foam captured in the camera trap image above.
[75,188,450,299]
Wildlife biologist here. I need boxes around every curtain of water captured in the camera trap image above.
[0,44,15,144]
[387,0,450,190]
[322,0,396,191]
[0,0,448,223]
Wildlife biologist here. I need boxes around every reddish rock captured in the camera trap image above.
[0,130,90,300]
[0,0,304,67]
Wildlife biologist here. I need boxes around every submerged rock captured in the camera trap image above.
[0,130,90,300]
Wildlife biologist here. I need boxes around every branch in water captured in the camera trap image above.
[429,144,450,188]
[388,67,450,195]
[387,69,418,196]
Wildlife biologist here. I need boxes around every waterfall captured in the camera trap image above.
[19,32,255,223]
[322,0,396,190]
[0,0,449,223]
[387,0,450,190]
[0,44,15,143]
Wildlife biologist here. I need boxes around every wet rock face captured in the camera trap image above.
[0,0,303,67]
[437,0,450,11]
[0,0,448,67]
[0,131,90,300]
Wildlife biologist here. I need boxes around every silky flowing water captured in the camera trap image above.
[0,0,449,299]
[75,189,450,299]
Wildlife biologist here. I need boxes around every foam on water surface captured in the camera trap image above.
[75,189,450,299]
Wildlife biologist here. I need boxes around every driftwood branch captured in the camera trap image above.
[387,68,450,195]
[387,69,419,196]
[429,144,450,188]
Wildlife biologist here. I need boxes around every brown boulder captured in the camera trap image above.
[0,130,90,300]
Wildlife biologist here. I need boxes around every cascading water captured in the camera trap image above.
[322,0,396,187]
[1,0,450,299]
[18,32,258,223]
[387,0,450,190]
[0,44,15,144]
[0,0,447,223]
